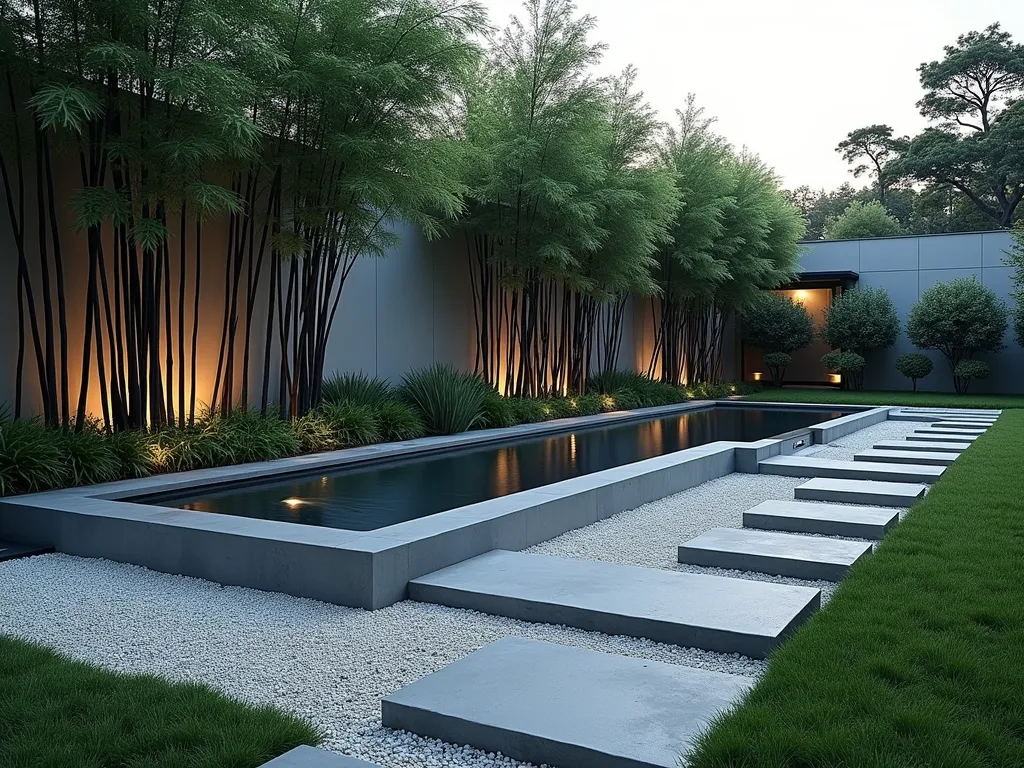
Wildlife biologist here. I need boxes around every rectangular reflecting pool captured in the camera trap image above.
[153,406,845,531]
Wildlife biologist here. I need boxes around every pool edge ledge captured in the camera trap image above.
[0,407,882,610]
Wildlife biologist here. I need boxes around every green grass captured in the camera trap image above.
[740,388,1024,410]
[688,410,1024,768]
[0,635,320,768]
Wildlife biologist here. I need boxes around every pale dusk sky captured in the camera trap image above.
[481,0,1024,191]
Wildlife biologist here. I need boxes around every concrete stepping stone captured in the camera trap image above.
[260,747,382,768]
[910,431,978,443]
[742,499,899,540]
[409,550,820,658]
[875,439,970,453]
[677,527,872,581]
[854,449,956,467]
[914,426,985,437]
[931,420,993,429]
[759,455,944,484]
[381,637,754,768]
[795,478,927,507]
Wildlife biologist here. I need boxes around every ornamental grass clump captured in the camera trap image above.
[399,364,488,435]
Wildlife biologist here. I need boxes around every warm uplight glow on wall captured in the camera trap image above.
[793,289,809,302]
[752,372,763,382]
[829,374,842,384]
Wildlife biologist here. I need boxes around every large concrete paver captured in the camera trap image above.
[759,455,944,484]
[677,527,872,581]
[854,449,957,467]
[259,747,382,768]
[381,637,754,768]
[910,431,979,442]
[742,499,898,540]
[874,439,970,453]
[795,478,927,507]
[409,550,820,658]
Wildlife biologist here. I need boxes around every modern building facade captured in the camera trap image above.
[743,231,1021,394]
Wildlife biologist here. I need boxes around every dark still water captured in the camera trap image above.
[156,406,844,532]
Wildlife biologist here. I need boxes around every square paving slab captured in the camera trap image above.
[409,550,820,658]
[910,431,979,442]
[758,455,945,484]
[742,499,899,540]
[381,637,755,768]
[795,478,927,507]
[874,439,970,453]
[854,449,957,467]
[677,527,872,581]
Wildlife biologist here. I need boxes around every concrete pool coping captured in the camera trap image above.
[0,401,888,609]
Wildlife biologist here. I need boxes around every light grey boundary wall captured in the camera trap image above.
[0,401,881,610]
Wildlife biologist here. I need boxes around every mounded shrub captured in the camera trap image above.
[478,389,517,429]
[215,411,299,463]
[952,360,990,394]
[762,352,792,388]
[374,401,426,441]
[820,287,899,354]
[895,353,934,392]
[821,351,867,391]
[572,394,603,416]
[588,370,687,408]
[507,398,547,424]
[321,371,394,407]
[741,292,815,355]
[906,278,1008,393]
[399,363,487,435]
[319,401,381,446]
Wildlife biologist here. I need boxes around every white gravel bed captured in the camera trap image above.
[529,419,921,602]
[0,417,921,768]
[0,553,765,768]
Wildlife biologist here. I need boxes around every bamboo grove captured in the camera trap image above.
[1,0,805,430]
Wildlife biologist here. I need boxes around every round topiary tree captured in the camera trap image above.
[895,353,933,392]
[762,352,792,388]
[820,287,900,354]
[906,278,1008,394]
[742,293,814,387]
[821,351,867,391]
[952,360,989,394]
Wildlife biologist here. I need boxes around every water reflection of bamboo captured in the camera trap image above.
[493,447,520,497]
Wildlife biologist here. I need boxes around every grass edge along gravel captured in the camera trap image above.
[740,388,1024,410]
[686,410,1024,768]
[0,634,321,768]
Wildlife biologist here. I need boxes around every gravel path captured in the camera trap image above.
[0,418,921,768]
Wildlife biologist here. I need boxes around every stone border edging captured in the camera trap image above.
[0,402,872,609]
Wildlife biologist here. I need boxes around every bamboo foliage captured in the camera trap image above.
[649,97,805,385]
[460,0,678,396]
[0,0,485,429]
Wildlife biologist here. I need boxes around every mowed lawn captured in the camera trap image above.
[688,410,1024,768]
[741,388,1024,410]
[0,635,320,768]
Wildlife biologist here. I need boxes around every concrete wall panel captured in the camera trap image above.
[800,231,1020,394]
